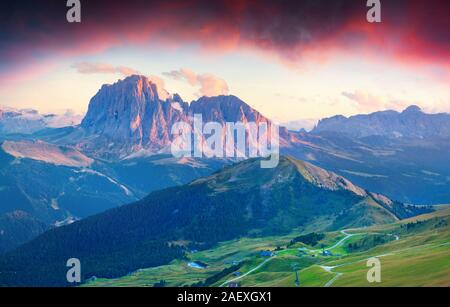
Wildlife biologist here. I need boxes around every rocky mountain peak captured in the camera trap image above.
[402,105,423,114]
[78,75,189,157]
[74,77,288,159]
[189,95,268,124]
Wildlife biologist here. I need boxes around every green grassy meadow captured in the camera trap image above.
[85,206,450,287]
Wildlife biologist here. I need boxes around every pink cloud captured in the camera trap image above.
[342,90,415,113]
[163,68,229,97]
[72,62,140,76]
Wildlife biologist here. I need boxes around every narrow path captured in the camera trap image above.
[219,256,276,287]
[323,272,342,287]
[328,230,355,249]
[314,230,359,252]
[219,229,358,287]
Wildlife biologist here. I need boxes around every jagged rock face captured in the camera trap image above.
[313,105,450,138]
[189,95,283,156]
[80,75,189,157]
[77,75,291,159]
[189,95,268,124]
[189,95,293,143]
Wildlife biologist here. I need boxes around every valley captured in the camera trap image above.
[0,75,448,288]
[0,155,430,286]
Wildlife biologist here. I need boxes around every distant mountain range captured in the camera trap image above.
[289,104,450,204]
[0,155,429,286]
[312,105,450,138]
[0,107,82,135]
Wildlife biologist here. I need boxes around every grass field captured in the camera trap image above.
[85,206,450,287]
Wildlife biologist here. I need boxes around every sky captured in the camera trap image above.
[0,0,449,128]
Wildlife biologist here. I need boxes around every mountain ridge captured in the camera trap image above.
[0,155,430,286]
[0,211,49,254]
[312,105,450,138]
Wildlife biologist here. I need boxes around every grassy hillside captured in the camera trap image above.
[86,206,450,287]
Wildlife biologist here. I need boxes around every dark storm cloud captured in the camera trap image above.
[0,0,448,81]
